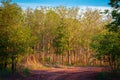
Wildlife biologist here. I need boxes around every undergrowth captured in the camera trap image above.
[96,71,120,80]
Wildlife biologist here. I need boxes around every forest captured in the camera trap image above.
[0,0,120,80]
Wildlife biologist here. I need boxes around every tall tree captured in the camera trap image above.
[90,0,120,71]
[0,0,36,72]
[53,19,68,64]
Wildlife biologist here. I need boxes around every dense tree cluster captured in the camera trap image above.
[0,0,114,73]
[0,1,37,72]
[91,0,120,71]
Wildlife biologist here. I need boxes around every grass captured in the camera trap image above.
[21,68,30,76]
[0,68,31,80]
[96,71,120,80]
[96,72,110,80]
[0,68,12,77]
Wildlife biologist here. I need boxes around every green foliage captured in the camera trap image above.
[91,31,120,57]
[21,68,30,76]
[109,0,120,8]
[91,31,120,71]
[53,19,68,55]
[96,71,120,80]
[96,72,111,80]
[45,56,51,63]
[107,0,120,32]
[91,0,120,71]
[0,0,36,72]
[0,0,112,70]
[0,68,12,79]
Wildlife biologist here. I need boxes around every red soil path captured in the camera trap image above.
[22,67,104,80]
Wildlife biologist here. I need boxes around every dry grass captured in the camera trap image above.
[20,53,44,70]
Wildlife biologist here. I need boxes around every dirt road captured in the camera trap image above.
[22,67,103,80]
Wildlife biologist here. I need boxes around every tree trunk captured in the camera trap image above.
[73,50,76,64]
[68,50,71,65]
[42,34,45,63]
[11,55,15,73]
[53,54,55,63]
[61,54,64,64]
[4,61,7,69]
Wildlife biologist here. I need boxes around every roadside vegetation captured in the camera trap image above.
[92,0,120,80]
[0,0,120,80]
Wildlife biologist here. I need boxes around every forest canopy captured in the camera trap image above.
[0,0,119,73]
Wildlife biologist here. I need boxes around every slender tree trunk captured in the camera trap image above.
[68,50,71,65]
[42,34,45,63]
[11,55,15,73]
[61,54,64,64]
[67,39,71,65]
[56,54,59,64]
[73,50,76,64]
[4,61,7,69]
[108,56,114,72]
[53,54,55,64]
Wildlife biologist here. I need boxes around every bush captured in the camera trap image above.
[0,68,12,78]
[22,68,30,76]
[96,71,120,80]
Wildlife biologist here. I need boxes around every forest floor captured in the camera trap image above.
[19,67,104,80]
